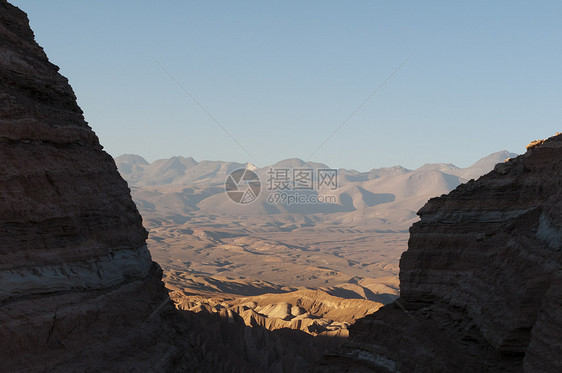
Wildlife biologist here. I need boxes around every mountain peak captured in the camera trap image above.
[115,154,149,165]
[467,150,518,169]
[271,158,308,168]
[415,163,460,172]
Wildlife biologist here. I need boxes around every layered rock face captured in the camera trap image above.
[319,134,561,372]
[0,2,189,371]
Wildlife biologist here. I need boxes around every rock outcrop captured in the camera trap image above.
[0,4,365,372]
[0,2,190,371]
[175,288,382,338]
[318,133,561,372]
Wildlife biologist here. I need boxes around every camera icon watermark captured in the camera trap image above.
[225,167,338,205]
[225,169,261,204]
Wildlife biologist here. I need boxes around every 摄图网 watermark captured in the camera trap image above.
[225,167,339,205]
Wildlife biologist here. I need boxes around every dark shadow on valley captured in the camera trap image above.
[177,306,348,372]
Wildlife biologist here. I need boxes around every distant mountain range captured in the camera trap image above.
[115,150,518,229]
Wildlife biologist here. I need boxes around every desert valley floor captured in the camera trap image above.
[115,152,516,339]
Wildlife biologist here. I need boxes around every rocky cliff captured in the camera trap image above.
[0,2,190,371]
[318,133,561,372]
[0,3,365,372]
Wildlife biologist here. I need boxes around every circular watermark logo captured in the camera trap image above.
[225,169,261,204]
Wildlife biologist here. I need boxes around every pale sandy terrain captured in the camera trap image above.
[149,216,405,294]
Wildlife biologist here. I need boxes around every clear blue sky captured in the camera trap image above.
[11,0,562,170]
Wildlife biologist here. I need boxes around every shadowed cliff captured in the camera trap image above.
[0,2,193,371]
[0,3,353,372]
[316,133,562,372]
